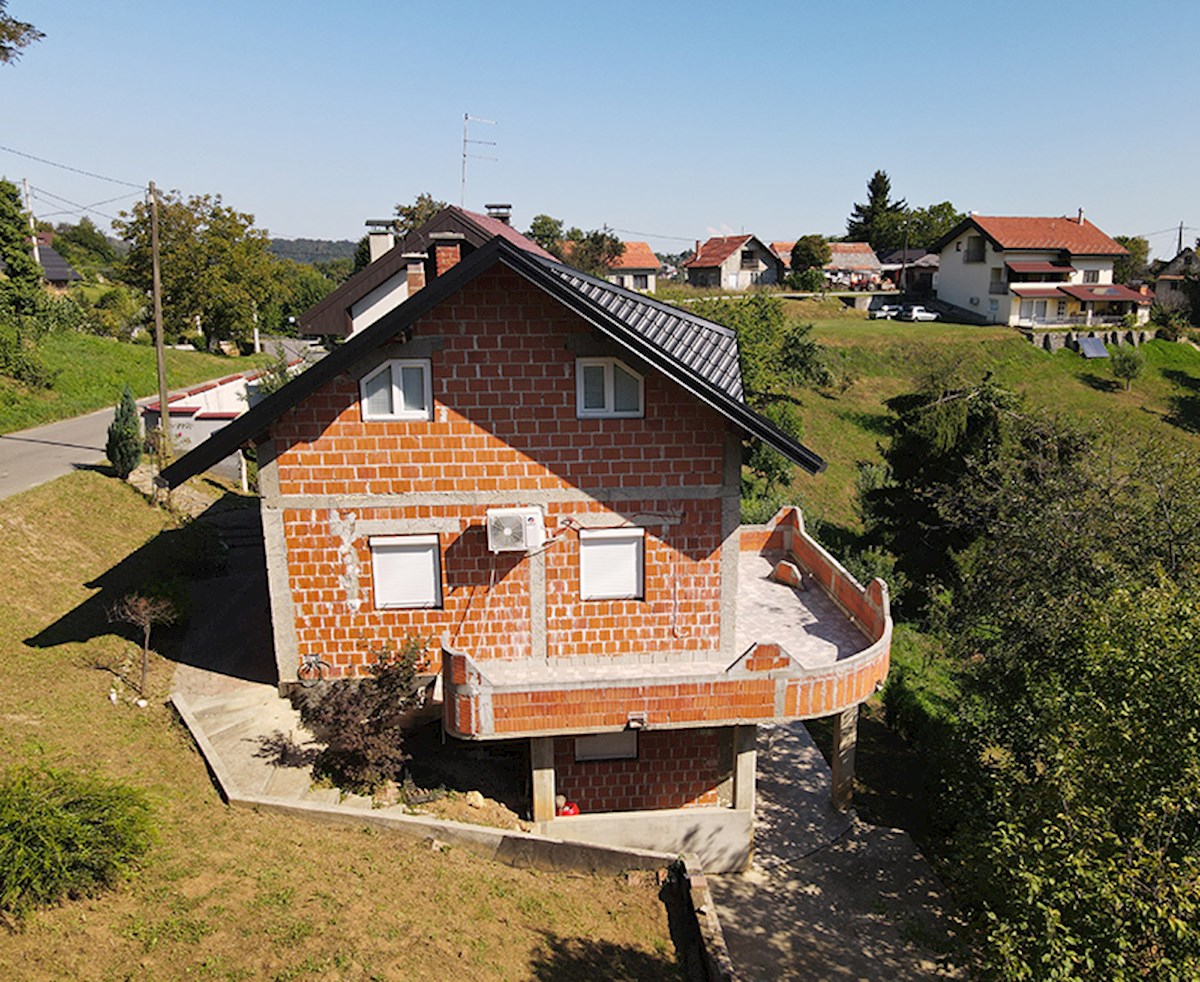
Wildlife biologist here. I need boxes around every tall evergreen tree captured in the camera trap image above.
[0,177,41,289]
[846,170,907,250]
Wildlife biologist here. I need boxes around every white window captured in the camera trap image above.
[579,527,644,600]
[576,358,644,418]
[359,359,432,421]
[370,534,441,608]
[575,731,638,761]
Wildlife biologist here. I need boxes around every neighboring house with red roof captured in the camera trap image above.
[932,212,1151,327]
[683,235,784,290]
[559,239,662,292]
[605,241,661,292]
[771,241,795,270]
[157,236,892,871]
[300,205,555,338]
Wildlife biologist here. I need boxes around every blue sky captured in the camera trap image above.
[4,0,1197,257]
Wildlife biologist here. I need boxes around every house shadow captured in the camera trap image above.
[526,928,687,982]
[1161,368,1200,433]
[24,491,277,686]
[403,720,529,815]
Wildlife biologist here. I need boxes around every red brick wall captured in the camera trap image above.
[272,266,733,676]
[553,728,725,812]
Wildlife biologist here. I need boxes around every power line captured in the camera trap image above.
[609,226,696,243]
[29,185,141,222]
[0,143,145,190]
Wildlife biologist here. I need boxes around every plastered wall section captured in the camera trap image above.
[264,266,735,677]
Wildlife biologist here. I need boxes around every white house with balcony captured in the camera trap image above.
[931,213,1151,327]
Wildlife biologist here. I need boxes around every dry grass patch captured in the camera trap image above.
[0,471,679,981]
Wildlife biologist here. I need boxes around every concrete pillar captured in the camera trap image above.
[732,725,757,812]
[531,737,556,824]
[831,706,858,812]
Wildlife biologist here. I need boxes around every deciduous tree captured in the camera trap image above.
[393,192,446,236]
[527,214,564,257]
[1113,235,1150,284]
[115,191,275,348]
[789,235,831,272]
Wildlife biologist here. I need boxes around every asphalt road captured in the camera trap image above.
[0,406,117,500]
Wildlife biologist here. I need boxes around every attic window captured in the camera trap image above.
[576,358,644,418]
[740,250,756,269]
[360,359,432,421]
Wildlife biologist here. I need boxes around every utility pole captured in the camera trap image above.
[1179,221,1185,256]
[21,176,39,266]
[149,181,171,478]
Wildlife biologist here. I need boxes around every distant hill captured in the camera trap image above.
[270,238,357,265]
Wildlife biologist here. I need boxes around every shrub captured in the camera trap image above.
[298,637,426,792]
[0,767,154,923]
[105,385,142,478]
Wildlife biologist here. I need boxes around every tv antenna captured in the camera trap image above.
[460,113,497,207]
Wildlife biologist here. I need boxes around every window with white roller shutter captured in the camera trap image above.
[370,534,441,608]
[579,527,644,600]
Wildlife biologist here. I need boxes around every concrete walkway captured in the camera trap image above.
[709,722,960,981]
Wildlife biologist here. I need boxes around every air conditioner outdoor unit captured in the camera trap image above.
[486,506,545,553]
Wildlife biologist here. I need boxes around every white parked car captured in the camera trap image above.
[898,304,939,322]
[869,304,902,320]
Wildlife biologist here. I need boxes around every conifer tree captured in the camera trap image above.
[106,385,142,478]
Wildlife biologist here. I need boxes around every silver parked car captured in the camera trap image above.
[898,304,939,322]
[869,304,902,320]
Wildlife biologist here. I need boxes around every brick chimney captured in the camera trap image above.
[403,253,427,294]
[429,231,465,278]
[484,203,512,226]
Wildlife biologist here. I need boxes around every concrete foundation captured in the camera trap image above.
[541,806,754,873]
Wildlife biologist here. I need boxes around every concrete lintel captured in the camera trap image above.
[260,484,737,510]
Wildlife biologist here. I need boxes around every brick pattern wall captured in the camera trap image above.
[272,267,734,677]
[271,267,728,499]
[553,728,725,812]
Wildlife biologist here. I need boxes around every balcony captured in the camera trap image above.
[442,507,892,739]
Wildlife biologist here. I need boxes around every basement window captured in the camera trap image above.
[575,731,639,761]
[360,359,432,421]
[576,358,644,418]
[579,527,644,600]
[370,534,441,608]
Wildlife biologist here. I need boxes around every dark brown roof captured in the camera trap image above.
[299,206,555,337]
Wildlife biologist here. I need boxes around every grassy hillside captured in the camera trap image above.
[786,312,1200,531]
[0,334,270,434]
[0,471,676,978]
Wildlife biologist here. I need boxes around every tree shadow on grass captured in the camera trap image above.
[1161,368,1200,433]
[837,408,892,437]
[527,929,687,982]
[1078,372,1120,393]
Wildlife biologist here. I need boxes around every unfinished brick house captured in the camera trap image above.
[161,237,892,870]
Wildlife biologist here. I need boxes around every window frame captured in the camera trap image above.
[1083,269,1100,284]
[575,357,645,419]
[359,358,433,421]
[369,533,442,609]
[579,526,645,601]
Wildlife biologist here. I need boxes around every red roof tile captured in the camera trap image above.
[1059,283,1150,304]
[825,242,881,271]
[610,241,660,270]
[460,208,558,261]
[970,216,1127,255]
[771,242,796,269]
[683,235,753,269]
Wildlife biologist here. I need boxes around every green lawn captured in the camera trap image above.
[0,471,677,979]
[786,314,1200,530]
[0,334,270,434]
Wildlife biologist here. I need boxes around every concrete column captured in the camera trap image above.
[831,706,858,812]
[732,725,757,813]
[531,737,556,825]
